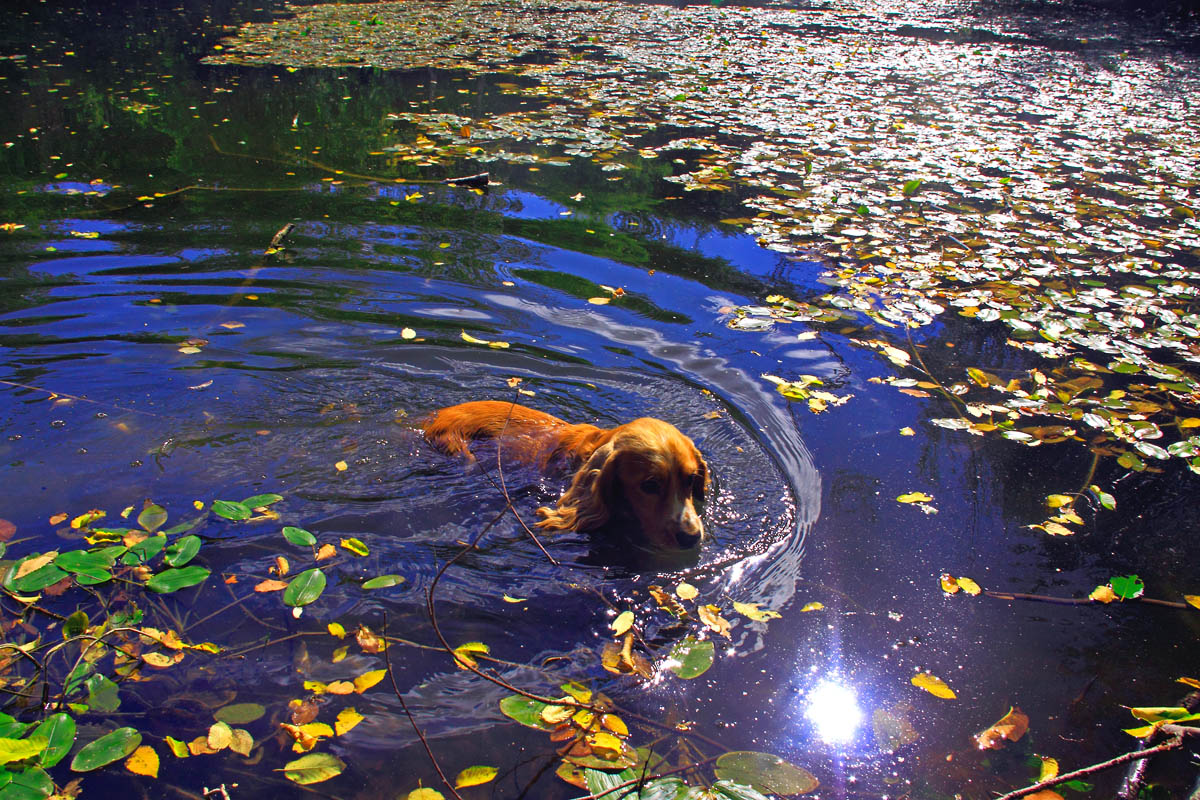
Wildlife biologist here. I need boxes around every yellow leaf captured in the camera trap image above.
[587,297,610,305]
[675,582,698,600]
[1090,585,1118,603]
[601,714,628,737]
[335,707,364,736]
[229,728,253,757]
[219,321,245,330]
[315,543,337,561]
[254,579,289,593]
[800,602,824,612]
[1038,521,1075,537]
[327,622,346,638]
[299,722,333,740]
[897,492,933,504]
[1124,724,1158,738]
[353,669,387,694]
[207,721,233,751]
[326,680,355,695]
[957,577,981,596]
[540,702,575,725]
[502,594,526,603]
[611,610,634,636]
[15,552,58,580]
[125,745,159,777]
[303,680,328,695]
[732,600,781,622]
[406,789,444,800]
[453,641,489,670]
[911,672,956,699]
[454,766,498,789]
[143,652,181,668]
[697,604,731,638]
[1045,494,1074,508]
[940,573,960,594]
[1039,756,1059,781]
[1184,595,1200,610]
[899,426,915,436]
[332,645,348,663]
[586,731,624,759]
[1179,417,1200,428]
[187,736,217,756]
[401,328,417,340]
[334,460,348,472]
[1176,677,1200,689]
[561,681,592,703]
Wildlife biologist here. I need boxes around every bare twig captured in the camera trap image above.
[383,611,466,800]
[994,735,1187,800]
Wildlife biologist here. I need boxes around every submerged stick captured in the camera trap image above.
[993,735,1186,800]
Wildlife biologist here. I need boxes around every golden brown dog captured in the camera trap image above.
[422,400,708,550]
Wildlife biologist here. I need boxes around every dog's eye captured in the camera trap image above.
[639,478,661,495]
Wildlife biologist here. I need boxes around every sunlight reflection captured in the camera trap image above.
[804,680,862,744]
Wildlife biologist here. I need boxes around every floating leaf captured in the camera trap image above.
[283,568,326,607]
[214,703,266,725]
[282,526,317,546]
[241,493,283,509]
[406,790,445,800]
[611,610,634,636]
[1110,574,1144,600]
[339,537,369,556]
[146,566,210,594]
[872,704,920,753]
[70,727,142,772]
[800,601,825,612]
[125,744,159,777]
[957,577,981,595]
[732,601,781,622]
[499,695,557,730]
[137,504,168,533]
[454,766,498,788]
[163,535,201,567]
[31,713,75,768]
[362,574,405,589]
[1045,494,1074,508]
[281,752,346,785]
[353,669,387,693]
[1090,584,1119,603]
[0,736,48,765]
[212,500,253,520]
[911,672,956,699]
[896,492,933,504]
[974,706,1029,750]
[675,582,698,600]
[452,642,489,670]
[229,728,254,757]
[335,708,364,736]
[164,737,189,758]
[255,579,289,592]
[666,637,714,679]
[715,751,819,795]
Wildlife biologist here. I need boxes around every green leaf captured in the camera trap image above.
[62,610,89,639]
[498,695,556,730]
[0,766,53,800]
[146,565,210,594]
[241,493,283,509]
[712,779,773,800]
[1110,574,1144,600]
[0,737,48,765]
[213,703,266,725]
[31,713,75,768]
[69,727,141,772]
[715,751,819,795]
[163,535,201,567]
[0,716,30,740]
[666,637,713,679]
[901,178,922,197]
[11,564,69,593]
[1089,484,1117,510]
[212,500,253,521]
[137,504,168,533]
[161,514,206,536]
[54,551,115,573]
[584,766,636,798]
[121,534,166,565]
[281,752,345,784]
[282,526,317,546]
[283,568,326,607]
[85,674,120,713]
[362,574,405,590]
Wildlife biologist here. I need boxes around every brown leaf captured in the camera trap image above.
[0,519,15,541]
[355,625,386,654]
[315,543,337,561]
[254,579,289,593]
[697,604,731,638]
[48,513,68,526]
[325,680,355,695]
[974,706,1029,750]
[288,698,320,725]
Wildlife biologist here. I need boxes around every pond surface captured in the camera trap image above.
[2,0,1199,798]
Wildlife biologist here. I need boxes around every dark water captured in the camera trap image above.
[2,1,1199,798]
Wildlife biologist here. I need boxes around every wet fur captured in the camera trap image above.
[422,400,708,549]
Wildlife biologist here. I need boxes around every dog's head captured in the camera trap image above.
[536,417,708,550]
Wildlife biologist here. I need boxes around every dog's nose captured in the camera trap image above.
[675,530,702,549]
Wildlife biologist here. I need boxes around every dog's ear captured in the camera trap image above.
[536,441,620,532]
[693,454,709,504]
